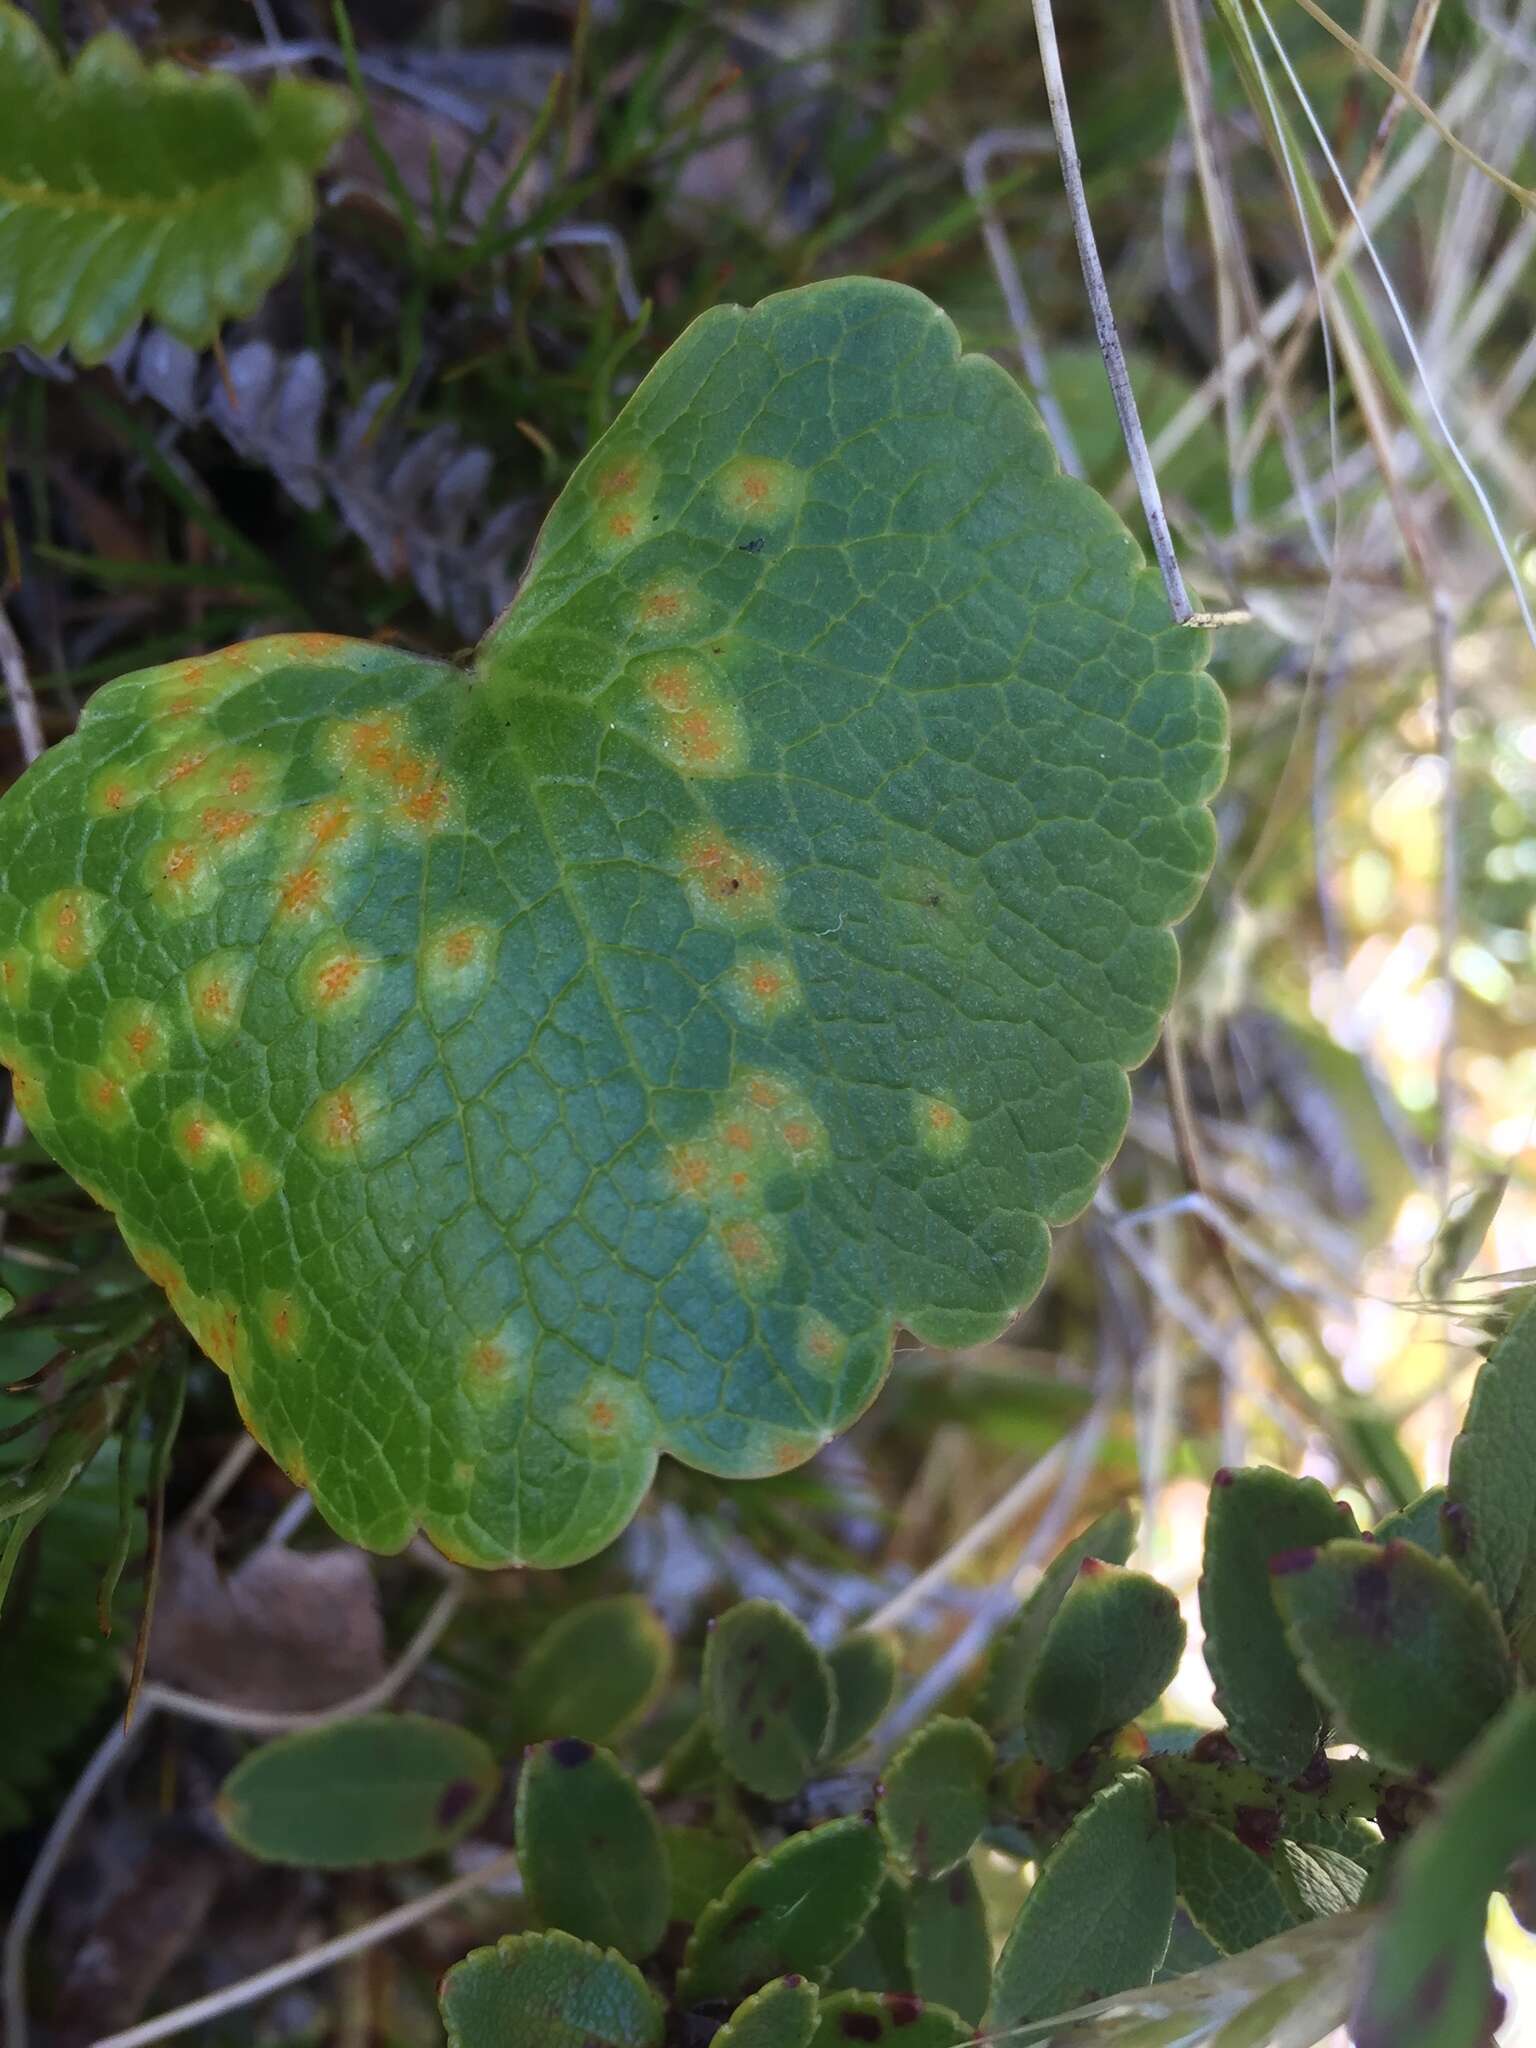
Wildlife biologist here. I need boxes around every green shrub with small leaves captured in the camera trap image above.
[202,1295,1536,2048]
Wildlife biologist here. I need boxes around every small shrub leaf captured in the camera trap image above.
[1023,1562,1185,1767]
[439,1930,663,2048]
[678,1815,886,2007]
[904,1862,992,2023]
[1271,1537,1512,1776]
[825,1875,912,1996]
[0,279,1223,1568]
[218,1712,497,1867]
[979,1502,1137,1733]
[0,3,352,361]
[713,1976,821,2048]
[1355,1693,1536,2048]
[1375,1484,1447,1557]
[808,1993,970,2046]
[704,1598,834,1801]
[1171,1817,1296,1957]
[1199,1465,1354,1778]
[823,1631,899,1761]
[989,1770,1175,2029]
[506,1596,671,1746]
[664,1825,753,1926]
[1446,1297,1536,1671]
[877,1714,993,1878]
[516,1739,669,1959]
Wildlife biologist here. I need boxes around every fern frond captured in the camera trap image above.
[0,5,352,362]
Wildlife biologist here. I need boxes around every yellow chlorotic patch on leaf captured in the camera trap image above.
[171,1103,239,1169]
[726,952,801,1025]
[77,1065,131,1130]
[274,860,331,922]
[915,1091,968,1158]
[263,1291,305,1353]
[422,920,495,1003]
[87,762,149,817]
[145,836,220,917]
[589,451,658,548]
[238,1156,279,1206]
[305,1082,380,1158]
[104,999,169,1082]
[634,580,701,633]
[186,951,253,1043]
[0,948,30,1010]
[680,829,780,926]
[299,936,378,1018]
[461,1328,526,1407]
[34,887,108,970]
[802,1312,849,1376]
[715,454,805,525]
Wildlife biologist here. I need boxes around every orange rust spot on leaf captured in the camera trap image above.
[296,633,349,655]
[304,799,354,849]
[399,778,451,831]
[442,929,477,967]
[722,1122,755,1153]
[201,806,257,845]
[607,511,636,540]
[100,781,130,812]
[648,667,695,711]
[467,1341,507,1378]
[588,1398,616,1431]
[316,955,362,1004]
[721,1222,769,1268]
[597,462,637,500]
[279,865,324,916]
[669,1147,713,1196]
[748,1078,784,1110]
[782,1120,814,1151]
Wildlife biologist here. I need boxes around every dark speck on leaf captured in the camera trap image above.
[1269,1547,1318,1575]
[749,1715,766,1743]
[1443,1502,1470,1556]
[436,1779,478,1828]
[1352,1557,1396,1638]
[1077,1556,1106,1577]
[883,1993,924,2027]
[1234,1804,1282,1856]
[947,1867,969,1904]
[1291,1751,1332,1794]
[738,535,766,554]
[1213,1467,1234,1487]
[1191,1730,1241,1766]
[548,1737,594,1769]
[838,2017,882,2042]
[784,1975,804,1988]
[724,1904,764,1937]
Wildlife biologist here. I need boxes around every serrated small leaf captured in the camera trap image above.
[0,3,352,361]
[979,1503,1137,1733]
[825,1875,912,1996]
[439,1930,663,2048]
[877,1714,993,1878]
[1199,1465,1354,1779]
[1271,1538,1511,1776]
[989,1770,1175,2029]
[1355,1693,1536,2048]
[516,1739,668,1959]
[705,1599,834,1801]
[507,1596,671,1746]
[0,279,1223,1570]
[714,1976,820,2048]
[1024,1562,1185,1768]
[678,1816,886,2007]
[664,1825,752,1926]
[218,1712,496,1867]
[1446,1296,1536,1671]
[823,1631,899,1761]
[1171,1818,1296,1957]
[905,1862,992,2023]
[809,1993,970,2046]
[1374,1485,1447,1557]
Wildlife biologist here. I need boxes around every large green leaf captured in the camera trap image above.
[440,1930,663,2048]
[1270,1538,1512,1776]
[1355,1693,1536,2048]
[0,279,1224,1567]
[218,1712,498,1866]
[1445,1297,1536,1672]
[0,3,351,361]
[1198,1465,1352,1779]
[989,1770,1175,2030]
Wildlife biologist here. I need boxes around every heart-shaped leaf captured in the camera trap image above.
[516,1739,668,1959]
[218,1711,497,1867]
[704,1598,834,1801]
[677,1814,885,2007]
[0,278,1224,1568]
[440,1930,663,2048]
[876,1714,993,1879]
[1270,1538,1511,1776]
[1200,1466,1356,1778]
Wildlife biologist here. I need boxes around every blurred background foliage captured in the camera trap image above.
[1,0,1534,2040]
